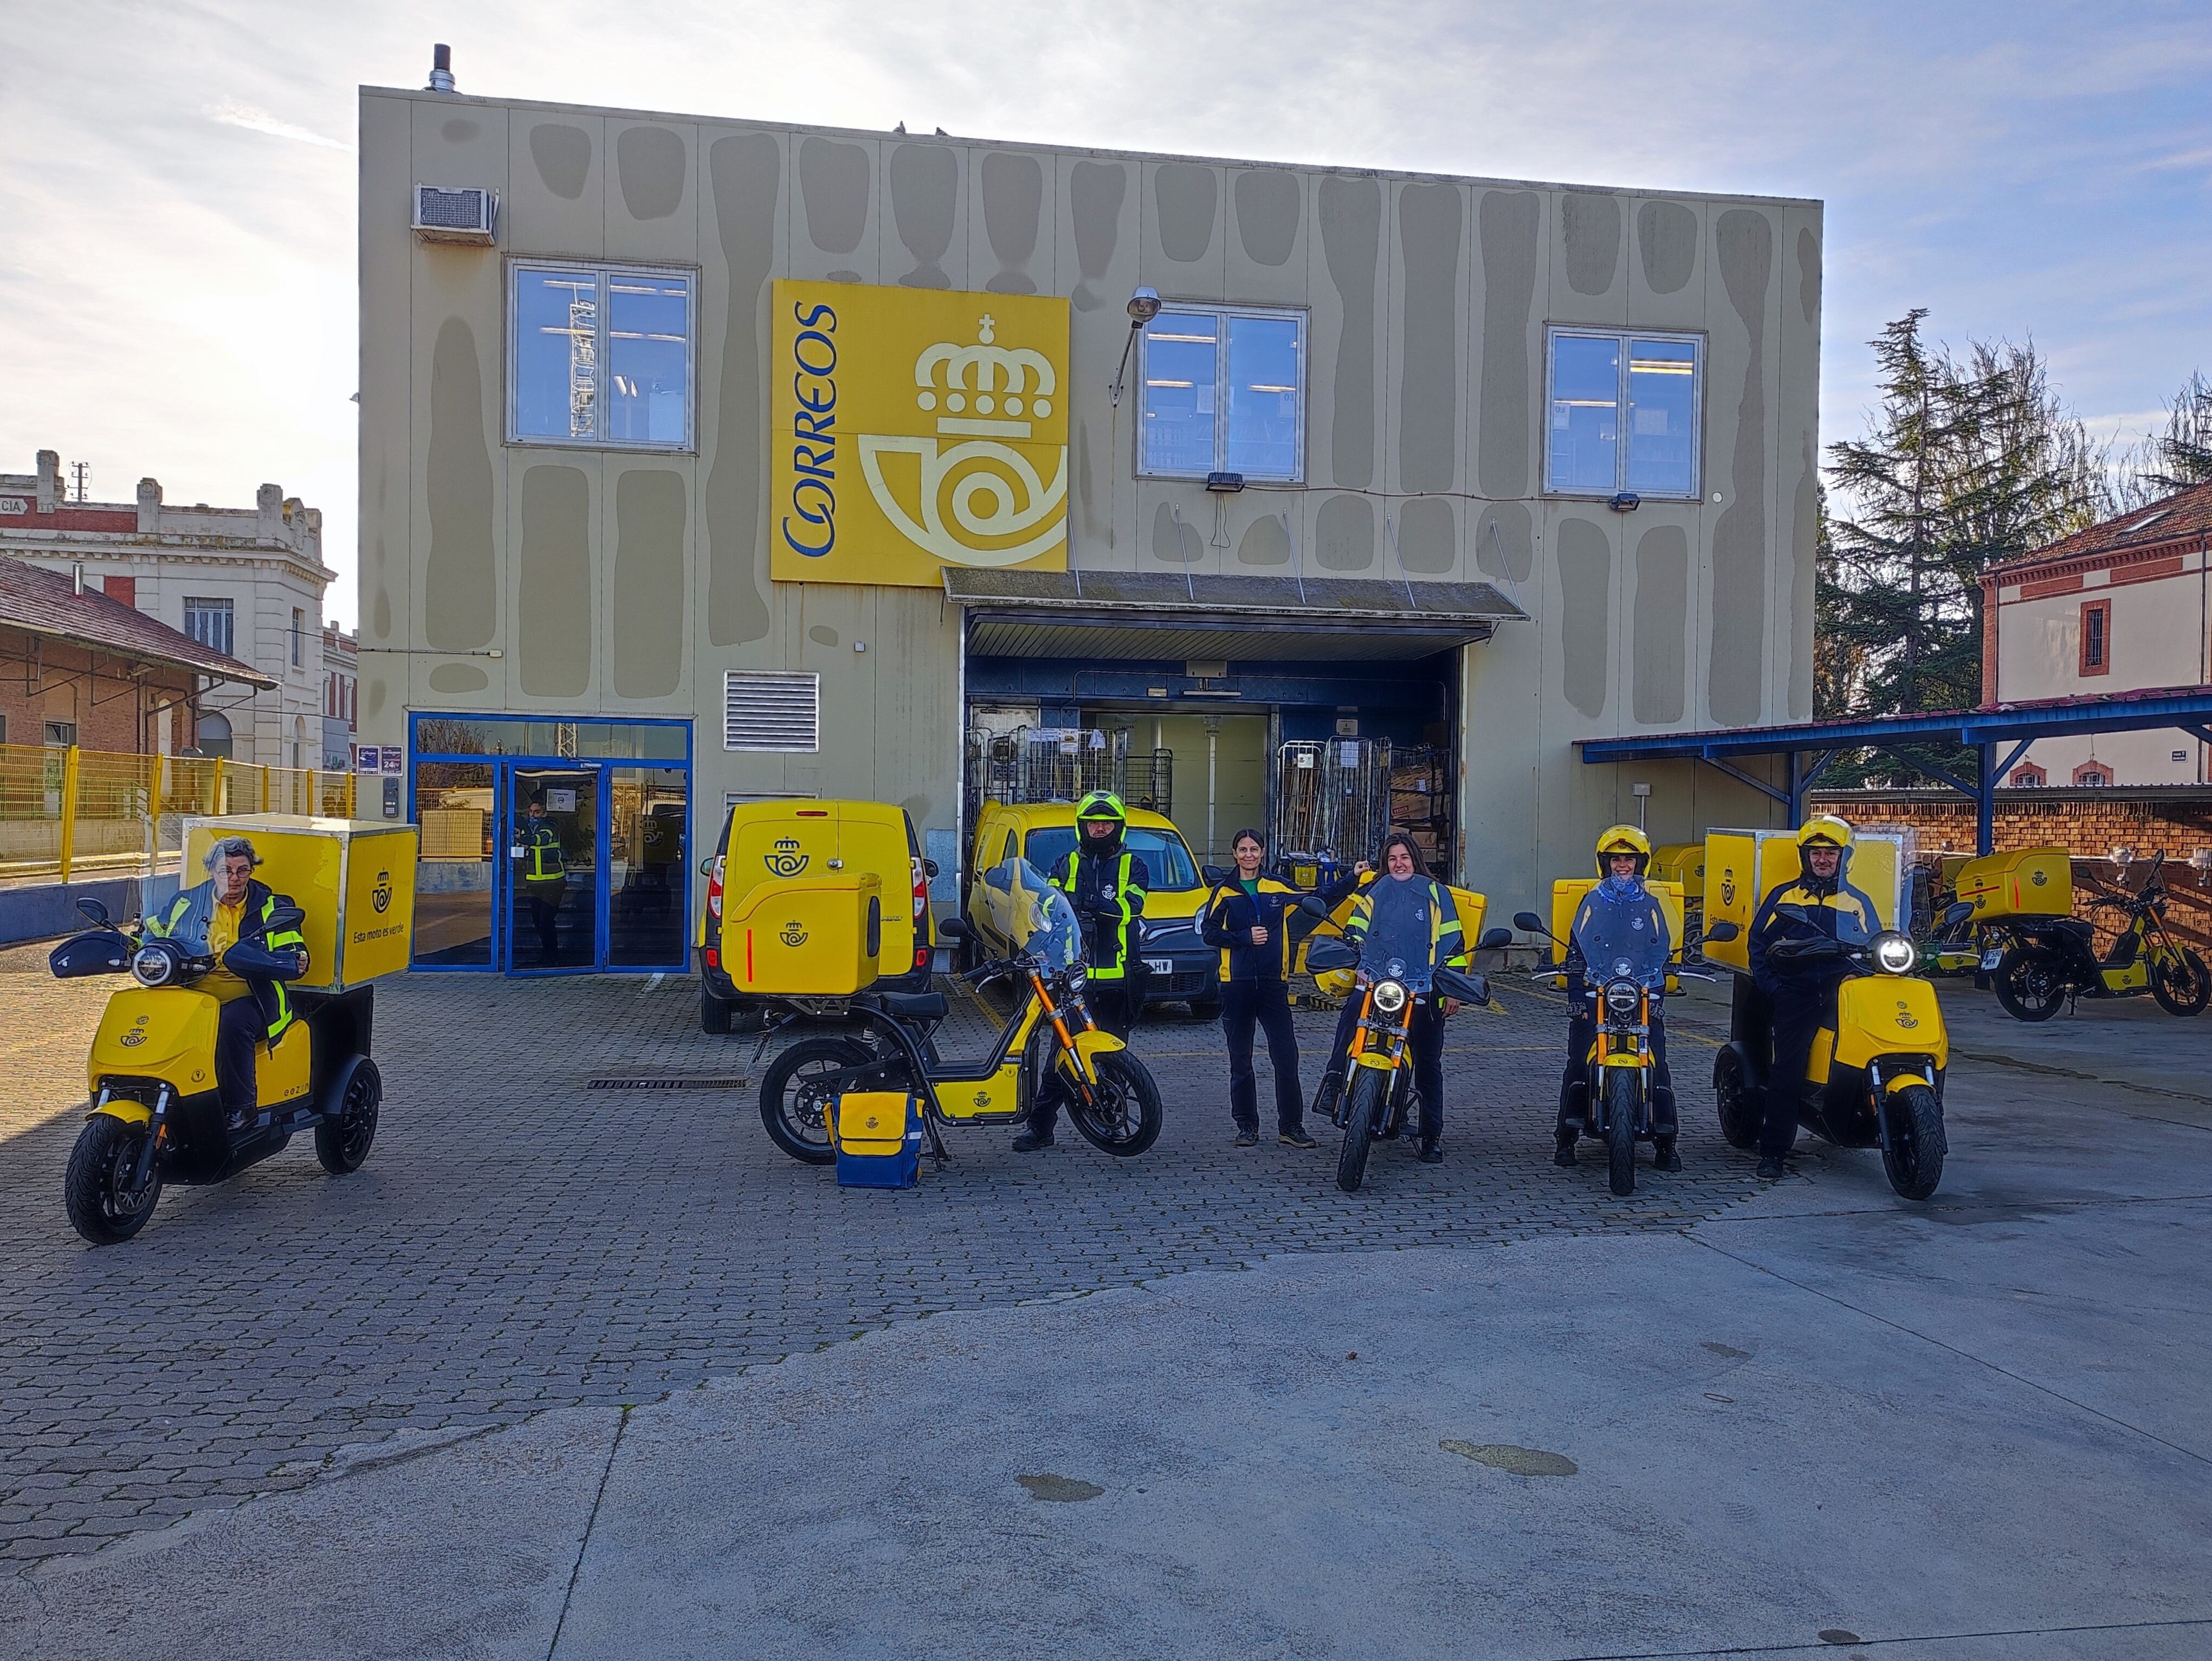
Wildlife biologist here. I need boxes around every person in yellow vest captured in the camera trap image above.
[512,793,568,965]
[1199,828,1315,1148]
[144,836,308,1122]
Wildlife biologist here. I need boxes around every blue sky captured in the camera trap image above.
[2,0,2207,625]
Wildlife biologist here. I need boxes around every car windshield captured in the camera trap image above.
[1023,825,1200,891]
[1571,884,1670,988]
[977,857,1083,972]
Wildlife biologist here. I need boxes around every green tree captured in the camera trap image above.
[2111,370,2212,509]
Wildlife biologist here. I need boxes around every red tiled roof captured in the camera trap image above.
[1993,481,2212,576]
[0,557,275,687]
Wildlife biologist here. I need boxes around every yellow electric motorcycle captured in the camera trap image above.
[1984,852,2210,1020]
[755,857,1162,1164]
[1299,901,1498,1193]
[1706,908,1954,1201]
[49,896,383,1245]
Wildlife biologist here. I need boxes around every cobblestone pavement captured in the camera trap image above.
[0,943,1765,1566]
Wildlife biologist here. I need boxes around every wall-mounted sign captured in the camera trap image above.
[354,745,383,773]
[0,496,28,515]
[770,281,1070,588]
[545,787,577,812]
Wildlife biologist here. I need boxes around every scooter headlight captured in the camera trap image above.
[1604,980,1641,1017]
[1872,930,1917,976]
[1371,979,1408,1013]
[131,945,175,988]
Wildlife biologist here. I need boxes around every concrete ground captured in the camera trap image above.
[1,948,2207,1657]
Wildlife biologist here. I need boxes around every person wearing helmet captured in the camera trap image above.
[1015,791,1150,1153]
[1555,825,1679,1172]
[1335,832,1470,1164]
[1748,815,1881,1180]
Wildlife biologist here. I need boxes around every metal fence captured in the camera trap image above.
[0,744,357,887]
[963,727,1175,822]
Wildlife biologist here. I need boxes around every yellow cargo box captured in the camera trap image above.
[833,1090,913,1156]
[1955,846,2072,919]
[1648,843,1706,899]
[1700,827,1907,973]
[1547,879,1686,965]
[180,815,417,992]
[719,871,883,996]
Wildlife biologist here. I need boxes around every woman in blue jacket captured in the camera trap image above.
[1200,828,1316,1148]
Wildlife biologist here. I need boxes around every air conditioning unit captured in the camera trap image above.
[412,185,497,246]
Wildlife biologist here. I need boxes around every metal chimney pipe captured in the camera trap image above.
[427,44,455,93]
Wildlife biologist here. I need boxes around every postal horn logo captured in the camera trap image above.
[1894,1000,1919,1029]
[2030,868,2048,887]
[372,870,392,914]
[765,837,809,878]
[779,920,809,948]
[858,314,1066,569]
[1720,872,1738,908]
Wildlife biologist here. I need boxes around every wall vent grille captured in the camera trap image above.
[412,185,497,245]
[725,670,820,752]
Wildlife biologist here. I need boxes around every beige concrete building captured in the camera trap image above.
[1981,482,2212,786]
[357,63,1818,974]
[1,449,334,768]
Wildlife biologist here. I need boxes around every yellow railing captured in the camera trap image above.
[0,744,359,887]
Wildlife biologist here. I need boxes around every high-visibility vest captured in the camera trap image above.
[147,879,306,1042]
[515,822,566,885]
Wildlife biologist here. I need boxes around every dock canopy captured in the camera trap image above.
[941,568,1527,663]
[1575,686,2212,853]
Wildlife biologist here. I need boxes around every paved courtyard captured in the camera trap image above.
[2,945,2208,1657]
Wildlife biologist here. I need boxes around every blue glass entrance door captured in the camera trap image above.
[506,766,601,974]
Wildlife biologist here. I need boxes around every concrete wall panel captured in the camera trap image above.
[1476,188,1542,501]
[1226,166,1306,305]
[973,149,1050,296]
[886,140,967,290]
[1550,190,1626,325]
[1704,205,1778,727]
[1312,173,1384,492]
[1631,198,1703,325]
[1556,514,1613,719]
[611,466,688,702]
[1631,519,1691,726]
[1778,204,1823,721]
[1057,156,1139,568]
[359,93,416,725]
[515,462,594,700]
[510,117,605,258]
[1143,161,1225,301]
[609,120,696,261]
[1390,180,1467,499]
[791,134,878,283]
[701,128,783,650]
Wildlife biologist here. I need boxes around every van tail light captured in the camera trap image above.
[910,856,928,921]
[707,854,726,920]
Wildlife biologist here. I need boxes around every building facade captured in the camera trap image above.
[322,623,359,770]
[1981,482,2212,786]
[357,73,1820,974]
[0,449,335,768]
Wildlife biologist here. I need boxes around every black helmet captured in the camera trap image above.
[1073,791,1128,853]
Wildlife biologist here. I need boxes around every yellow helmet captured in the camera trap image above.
[1796,814,1853,851]
[1594,823,1651,879]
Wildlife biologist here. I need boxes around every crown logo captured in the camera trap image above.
[912,315,1057,440]
[765,837,809,879]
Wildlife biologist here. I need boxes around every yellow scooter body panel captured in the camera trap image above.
[88,988,314,1107]
[1068,1027,1124,1085]
[1833,977,1948,1073]
[2101,959,2150,993]
[932,1060,1024,1120]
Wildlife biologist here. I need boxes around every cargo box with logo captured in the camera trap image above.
[696,799,934,1030]
[1700,828,1909,975]
[180,814,418,991]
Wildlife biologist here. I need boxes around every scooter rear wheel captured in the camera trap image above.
[1713,1045,1761,1152]
[64,1115,161,1245]
[759,1037,874,1165]
[1993,948,2065,1022]
[1336,1069,1383,1193]
[1605,1068,1640,1198]
[315,1056,381,1175]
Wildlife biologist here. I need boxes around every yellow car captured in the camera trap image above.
[966,800,1219,1016]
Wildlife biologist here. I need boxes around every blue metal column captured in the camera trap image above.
[1977,745,1996,856]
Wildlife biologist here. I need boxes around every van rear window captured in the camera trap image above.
[1024,827,1200,891]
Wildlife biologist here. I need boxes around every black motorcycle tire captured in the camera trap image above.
[1713,1045,1761,1152]
[2151,948,2211,1017]
[1066,1051,1164,1158]
[314,1056,382,1175]
[759,1036,874,1165]
[1336,1068,1383,1193]
[1993,948,2066,1022]
[64,1114,161,1246]
[1606,1068,1640,1198]
[1881,1082,1947,1201]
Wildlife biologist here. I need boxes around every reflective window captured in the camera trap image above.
[1022,826,1202,893]
[511,262,694,451]
[1140,305,1304,482]
[1545,327,1703,499]
[412,716,688,761]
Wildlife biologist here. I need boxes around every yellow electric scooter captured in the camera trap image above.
[50,896,382,1244]
[754,857,1162,1165]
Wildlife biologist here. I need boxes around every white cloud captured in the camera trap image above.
[204,100,352,151]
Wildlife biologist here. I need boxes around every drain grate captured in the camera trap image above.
[585,1076,750,1092]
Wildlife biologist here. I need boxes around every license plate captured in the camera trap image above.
[1980,949,2002,970]
[1144,958,1174,975]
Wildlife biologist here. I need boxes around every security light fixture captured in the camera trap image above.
[1205,471,1244,493]
[1608,491,1640,513]
[1109,288,1165,408]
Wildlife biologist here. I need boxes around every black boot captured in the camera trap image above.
[1312,1074,1344,1127]
[1417,1137,1443,1165]
[1012,1126,1055,1153]
[1755,1155,1786,1180]
[1653,1136,1681,1173]
[1554,1133,1578,1168]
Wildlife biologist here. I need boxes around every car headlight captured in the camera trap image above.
[131,945,174,988]
[1605,980,1641,1016]
[1872,930,1917,975]
[1371,979,1408,1013]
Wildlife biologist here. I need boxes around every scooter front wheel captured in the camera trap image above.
[1336,1069,1383,1193]
[1881,1082,1946,1201]
[759,1037,873,1165]
[1066,1051,1163,1158]
[2151,948,2211,1017]
[64,1115,161,1245]
[1605,1068,1640,1198]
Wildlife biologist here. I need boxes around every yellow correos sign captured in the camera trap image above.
[771,281,1070,587]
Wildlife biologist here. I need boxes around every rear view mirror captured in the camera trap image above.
[1476,926,1512,951]
[923,858,940,879]
[1303,934,1357,972]
[1512,910,1545,934]
[937,917,973,942]
[74,896,112,926]
[1201,864,1229,887]
[1703,920,1739,942]
[1943,902,1974,928]
[1298,895,1331,918]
